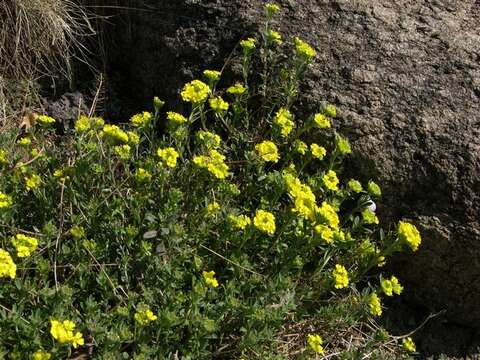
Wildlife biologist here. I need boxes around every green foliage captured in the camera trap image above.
[0,4,421,359]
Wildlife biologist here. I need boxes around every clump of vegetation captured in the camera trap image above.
[0,4,421,359]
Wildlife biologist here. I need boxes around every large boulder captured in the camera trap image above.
[100,0,480,352]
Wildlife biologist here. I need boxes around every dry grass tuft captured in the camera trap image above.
[0,0,95,124]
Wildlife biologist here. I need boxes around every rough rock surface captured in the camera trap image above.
[100,0,480,355]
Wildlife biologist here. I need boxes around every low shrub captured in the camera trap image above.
[0,4,421,359]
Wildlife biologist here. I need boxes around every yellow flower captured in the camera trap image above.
[0,149,7,165]
[0,249,16,279]
[314,225,334,244]
[181,80,210,103]
[332,264,349,289]
[397,221,421,252]
[203,270,219,288]
[381,278,393,297]
[70,225,86,239]
[11,234,38,257]
[347,179,363,193]
[293,140,307,155]
[0,192,12,208]
[267,30,282,45]
[114,144,131,160]
[135,168,152,184]
[362,209,379,224]
[75,115,91,133]
[294,37,316,60]
[37,115,55,126]
[127,131,140,145]
[368,180,382,197]
[368,293,382,316]
[193,149,229,179]
[228,214,251,230]
[33,350,51,360]
[310,143,326,160]
[153,96,165,111]
[316,201,340,229]
[17,137,31,147]
[402,337,416,353]
[284,175,317,220]
[324,104,337,118]
[227,83,247,95]
[167,111,187,125]
[273,108,294,137]
[390,275,403,295]
[253,209,276,235]
[210,96,229,113]
[313,113,331,129]
[240,38,256,51]
[25,174,41,191]
[103,124,129,143]
[196,130,221,149]
[130,112,152,127]
[322,170,339,191]
[134,307,158,326]
[307,334,324,354]
[50,320,83,347]
[255,141,279,163]
[207,202,220,214]
[157,147,179,168]
[265,3,281,16]
[203,69,221,82]
[336,135,352,155]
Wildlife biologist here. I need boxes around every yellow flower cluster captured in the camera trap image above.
[368,180,381,197]
[203,270,219,287]
[402,337,416,353]
[0,249,16,279]
[17,137,31,147]
[368,293,382,316]
[167,111,187,125]
[381,275,403,296]
[127,131,140,145]
[181,80,210,103]
[314,224,334,244]
[228,214,251,230]
[317,201,340,229]
[322,170,339,191]
[240,38,256,51]
[313,113,331,129]
[25,174,41,191]
[103,124,129,143]
[210,96,229,113]
[294,37,316,60]
[207,202,220,214]
[193,150,229,179]
[135,168,152,184]
[332,264,349,289]
[273,108,294,137]
[33,350,51,360]
[0,191,12,208]
[310,143,326,160]
[70,225,85,239]
[130,112,152,127]
[267,30,282,45]
[307,334,324,354]
[253,209,276,235]
[397,221,421,252]
[227,83,247,95]
[11,233,38,257]
[347,179,362,193]
[75,116,105,134]
[255,141,279,163]
[362,209,379,224]
[324,104,337,118]
[196,130,221,149]
[134,307,158,326]
[0,150,7,165]
[157,147,179,168]
[336,136,352,155]
[293,140,307,155]
[114,144,131,160]
[50,320,84,348]
[37,115,55,126]
[203,69,221,82]
[265,3,281,16]
[284,173,316,220]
